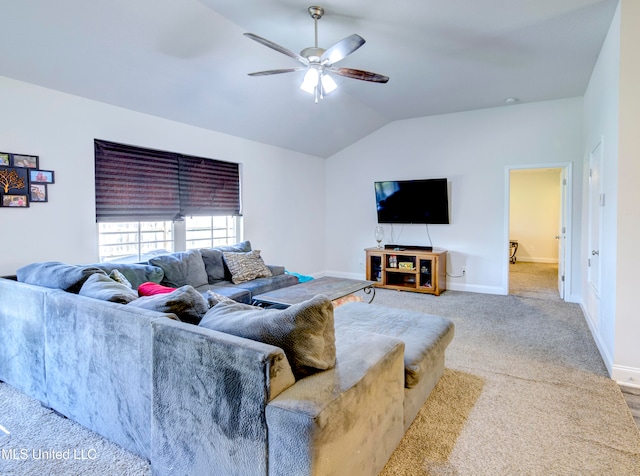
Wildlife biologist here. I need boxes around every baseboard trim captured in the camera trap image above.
[580,302,614,377]
[612,365,640,388]
[447,283,505,294]
[515,258,559,264]
[323,272,503,295]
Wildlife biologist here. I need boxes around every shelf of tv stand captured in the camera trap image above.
[365,247,447,296]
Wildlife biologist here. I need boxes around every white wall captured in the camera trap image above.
[0,76,326,277]
[615,0,640,385]
[581,0,640,385]
[509,169,561,263]
[582,2,620,377]
[325,98,583,297]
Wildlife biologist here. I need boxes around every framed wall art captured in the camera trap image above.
[11,154,39,168]
[30,183,48,202]
[0,151,55,208]
[2,194,29,207]
[29,169,55,184]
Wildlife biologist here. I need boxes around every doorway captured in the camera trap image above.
[505,163,572,300]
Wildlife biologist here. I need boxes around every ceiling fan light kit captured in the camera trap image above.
[244,5,389,103]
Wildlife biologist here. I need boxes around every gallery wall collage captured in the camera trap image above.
[0,152,55,208]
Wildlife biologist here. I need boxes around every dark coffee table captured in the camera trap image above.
[252,276,375,308]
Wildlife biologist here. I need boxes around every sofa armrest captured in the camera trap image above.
[266,265,285,276]
[151,319,295,476]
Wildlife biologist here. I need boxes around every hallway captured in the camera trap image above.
[509,261,560,301]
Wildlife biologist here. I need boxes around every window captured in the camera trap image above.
[98,221,174,262]
[185,216,238,250]
[94,139,242,262]
[98,216,240,262]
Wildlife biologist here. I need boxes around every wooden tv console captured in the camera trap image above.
[365,247,447,296]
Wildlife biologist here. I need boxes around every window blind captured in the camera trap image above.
[94,139,240,222]
[179,155,241,216]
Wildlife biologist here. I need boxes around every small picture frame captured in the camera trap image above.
[30,183,48,202]
[11,154,39,169]
[0,153,9,166]
[29,169,55,184]
[2,194,29,207]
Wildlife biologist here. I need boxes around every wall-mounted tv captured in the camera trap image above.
[374,178,450,224]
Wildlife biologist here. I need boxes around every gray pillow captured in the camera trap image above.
[201,241,252,281]
[127,285,209,324]
[79,273,139,304]
[16,262,106,293]
[93,262,164,289]
[222,250,272,284]
[199,295,336,379]
[214,240,252,253]
[205,290,235,307]
[109,269,132,288]
[150,250,208,288]
[200,248,225,283]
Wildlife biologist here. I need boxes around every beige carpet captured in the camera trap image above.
[373,288,640,475]
[2,286,640,475]
[509,261,560,301]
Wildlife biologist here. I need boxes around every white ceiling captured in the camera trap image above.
[1,0,618,158]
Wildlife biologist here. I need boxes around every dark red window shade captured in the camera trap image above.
[179,155,241,217]
[95,140,240,222]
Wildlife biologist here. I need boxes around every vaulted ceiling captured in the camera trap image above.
[1,0,618,158]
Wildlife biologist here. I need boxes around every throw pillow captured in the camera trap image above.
[205,290,236,307]
[199,248,226,283]
[138,282,176,296]
[109,269,132,288]
[149,250,209,288]
[199,295,336,379]
[214,240,252,253]
[79,273,139,304]
[16,262,107,293]
[93,262,165,289]
[222,250,272,285]
[127,285,209,325]
[200,241,252,282]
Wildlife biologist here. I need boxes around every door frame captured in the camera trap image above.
[504,162,573,300]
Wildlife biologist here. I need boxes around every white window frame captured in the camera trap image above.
[97,216,242,262]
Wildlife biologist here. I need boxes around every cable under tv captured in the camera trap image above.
[384,244,433,252]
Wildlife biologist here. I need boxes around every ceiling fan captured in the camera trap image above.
[244,5,389,103]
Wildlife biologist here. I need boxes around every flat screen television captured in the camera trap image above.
[374,178,449,224]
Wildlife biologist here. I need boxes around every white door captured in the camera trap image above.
[557,168,567,299]
[587,142,603,327]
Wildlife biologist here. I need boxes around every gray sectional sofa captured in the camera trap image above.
[0,243,455,476]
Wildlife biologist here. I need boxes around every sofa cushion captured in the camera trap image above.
[93,262,164,289]
[79,273,139,304]
[233,273,299,297]
[127,285,209,324]
[222,250,272,285]
[138,282,176,296]
[150,250,208,288]
[199,295,336,379]
[16,262,106,293]
[334,302,455,389]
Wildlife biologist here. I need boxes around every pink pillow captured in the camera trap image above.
[138,282,176,296]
